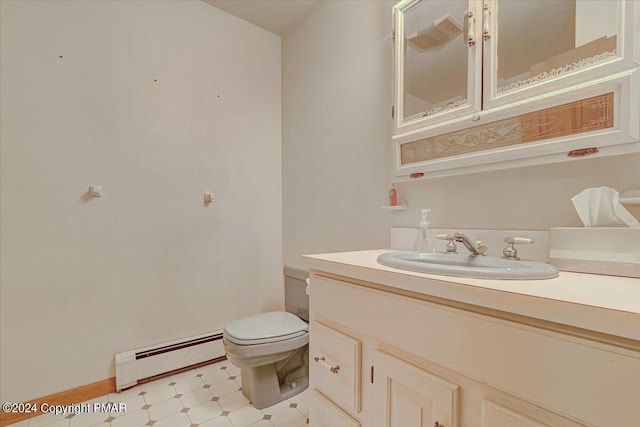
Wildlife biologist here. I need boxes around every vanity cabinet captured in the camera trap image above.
[307,272,640,427]
[392,0,640,179]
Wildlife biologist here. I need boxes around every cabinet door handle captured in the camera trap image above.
[483,4,491,41]
[434,422,442,427]
[467,11,476,46]
[313,356,340,374]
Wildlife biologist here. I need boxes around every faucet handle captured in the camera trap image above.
[504,237,534,245]
[475,240,488,255]
[435,234,458,253]
[502,237,534,260]
[435,233,454,240]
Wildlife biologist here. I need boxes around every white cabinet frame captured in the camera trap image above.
[482,0,640,110]
[391,0,640,180]
[393,0,483,136]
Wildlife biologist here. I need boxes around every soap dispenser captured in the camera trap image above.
[414,209,435,253]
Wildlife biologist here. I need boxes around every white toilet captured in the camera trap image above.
[223,266,309,409]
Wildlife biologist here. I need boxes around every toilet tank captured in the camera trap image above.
[284,265,309,322]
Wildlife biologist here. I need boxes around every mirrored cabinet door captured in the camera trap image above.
[394,0,482,133]
[483,0,638,109]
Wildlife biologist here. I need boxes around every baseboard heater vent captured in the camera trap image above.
[115,330,226,391]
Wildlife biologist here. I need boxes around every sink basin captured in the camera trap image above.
[377,251,558,280]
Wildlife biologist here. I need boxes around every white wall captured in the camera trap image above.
[282,0,394,265]
[0,0,282,402]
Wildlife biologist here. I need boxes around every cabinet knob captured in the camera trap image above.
[434,422,442,427]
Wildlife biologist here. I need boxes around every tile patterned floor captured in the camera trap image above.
[9,360,309,427]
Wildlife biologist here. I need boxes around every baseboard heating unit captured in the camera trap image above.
[115,330,226,391]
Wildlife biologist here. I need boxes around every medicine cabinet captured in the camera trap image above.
[392,0,640,179]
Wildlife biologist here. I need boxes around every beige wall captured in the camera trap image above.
[282,0,639,261]
[394,154,640,230]
[282,0,394,265]
[0,0,282,402]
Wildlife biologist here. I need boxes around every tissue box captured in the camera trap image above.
[549,228,640,278]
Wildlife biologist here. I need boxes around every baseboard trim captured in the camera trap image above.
[0,377,115,427]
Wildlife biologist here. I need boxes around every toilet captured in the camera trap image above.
[223,266,309,409]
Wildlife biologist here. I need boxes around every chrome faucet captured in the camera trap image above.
[453,232,487,256]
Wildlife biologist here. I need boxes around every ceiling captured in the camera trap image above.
[203,0,320,35]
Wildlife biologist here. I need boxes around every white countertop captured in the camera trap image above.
[303,249,640,342]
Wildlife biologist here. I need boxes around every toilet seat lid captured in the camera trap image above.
[224,311,308,344]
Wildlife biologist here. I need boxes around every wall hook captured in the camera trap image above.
[88,185,103,198]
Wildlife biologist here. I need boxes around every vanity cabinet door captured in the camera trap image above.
[372,350,459,427]
[393,0,483,135]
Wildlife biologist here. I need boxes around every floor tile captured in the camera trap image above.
[248,421,276,427]
[170,370,200,383]
[142,385,177,406]
[208,380,240,398]
[174,378,205,395]
[109,409,149,427]
[198,417,234,427]
[260,399,291,416]
[108,394,146,417]
[152,412,191,427]
[68,409,109,427]
[216,361,240,376]
[200,369,232,386]
[294,399,309,417]
[228,405,264,427]
[180,388,213,409]
[147,397,183,421]
[186,401,223,424]
[269,408,308,427]
[217,390,249,412]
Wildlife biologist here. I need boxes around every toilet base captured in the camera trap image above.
[239,345,309,409]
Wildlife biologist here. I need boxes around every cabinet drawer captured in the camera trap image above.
[311,389,361,427]
[310,321,361,413]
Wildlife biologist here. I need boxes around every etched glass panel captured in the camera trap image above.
[401,93,613,164]
[496,1,618,94]
[402,0,469,122]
